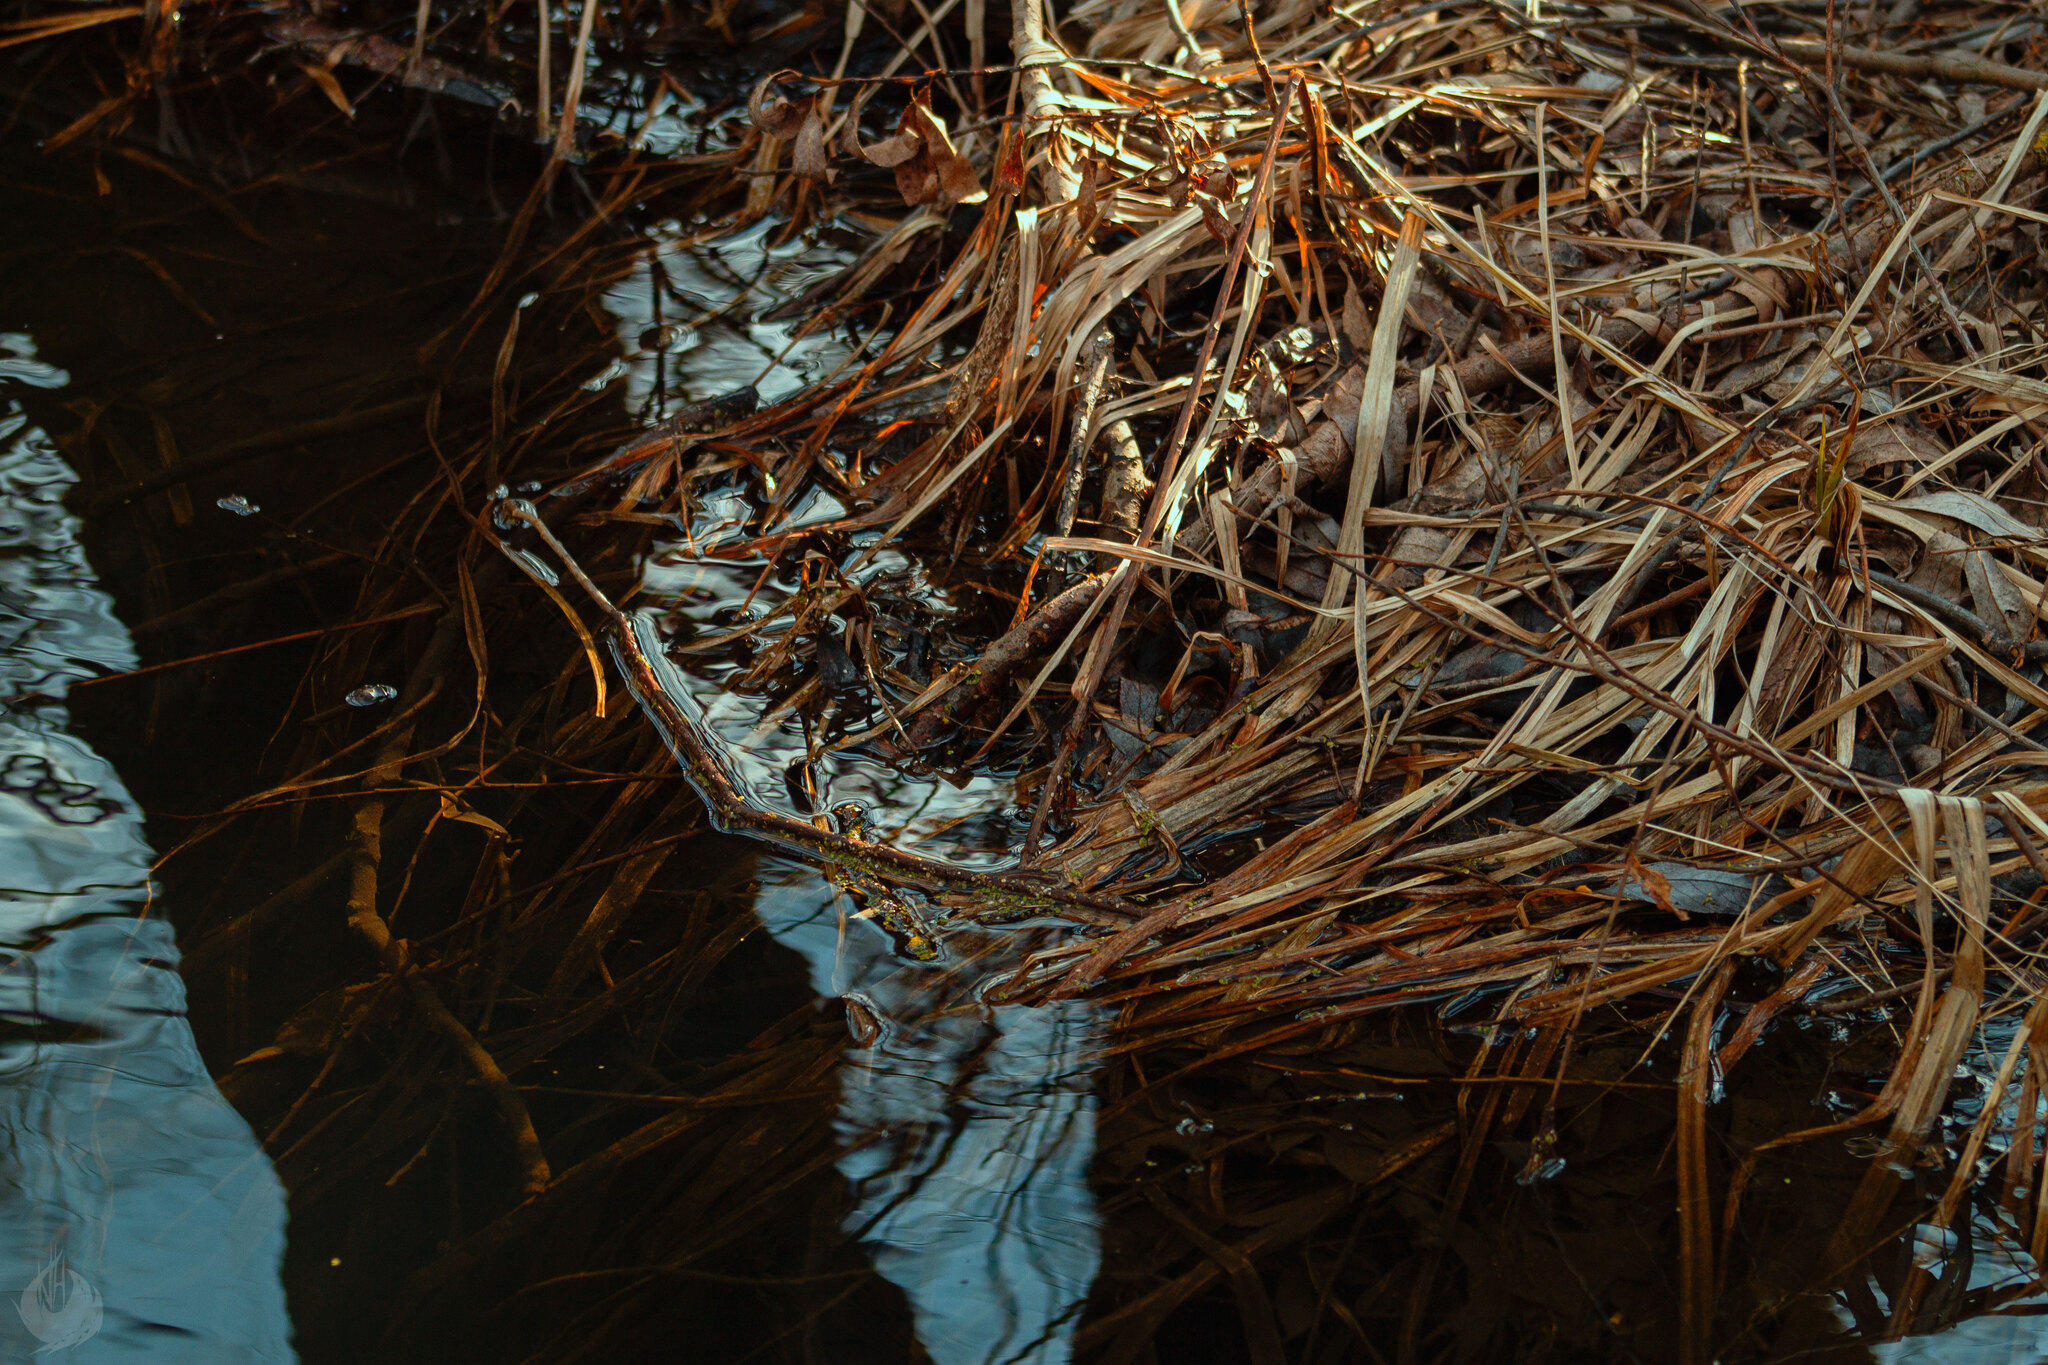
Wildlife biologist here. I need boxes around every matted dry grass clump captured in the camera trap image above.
[457,0,2048,1315]
[269,0,2048,1288]
[523,0,2048,1188]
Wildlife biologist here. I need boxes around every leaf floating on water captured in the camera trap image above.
[216,495,258,516]
[345,684,397,707]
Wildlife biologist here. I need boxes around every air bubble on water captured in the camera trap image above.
[217,495,259,516]
[346,684,398,707]
[1174,1117,1215,1136]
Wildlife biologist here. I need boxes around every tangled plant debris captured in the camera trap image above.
[506,0,2048,1344]
[26,0,2048,1354]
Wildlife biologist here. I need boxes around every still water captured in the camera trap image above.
[0,335,292,1359]
[751,861,1103,1365]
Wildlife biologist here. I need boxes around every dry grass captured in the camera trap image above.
[508,0,2048,1248]
[462,0,2048,1334]
[29,0,2048,1352]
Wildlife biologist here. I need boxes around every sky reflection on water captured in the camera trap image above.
[0,334,293,1361]
[752,863,1103,1365]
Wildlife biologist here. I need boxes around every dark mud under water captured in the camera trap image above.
[2,53,2047,1365]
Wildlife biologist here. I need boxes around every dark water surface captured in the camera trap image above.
[0,333,292,1361]
[7,54,2048,1365]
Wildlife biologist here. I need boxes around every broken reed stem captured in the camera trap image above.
[902,571,1110,749]
[552,0,597,160]
[1013,0,1079,201]
[1161,0,1202,70]
[534,0,552,138]
[495,498,1137,924]
[1055,328,1116,537]
[1781,35,2048,92]
[1099,418,1149,546]
[408,0,430,73]
[1677,964,1733,1365]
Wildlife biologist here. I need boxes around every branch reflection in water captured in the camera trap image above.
[0,334,294,1362]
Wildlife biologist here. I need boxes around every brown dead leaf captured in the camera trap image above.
[1194,154,1235,200]
[858,128,923,168]
[991,125,1026,198]
[1341,280,1372,353]
[747,70,810,139]
[1622,853,1676,915]
[906,95,982,205]
[1078,157,1102,236]
[866,91,984,208]
[791,104,831,181]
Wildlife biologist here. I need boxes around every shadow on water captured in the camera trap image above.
[6,40,2048,1365]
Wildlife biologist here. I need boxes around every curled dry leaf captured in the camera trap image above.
[853,90,983,208]
[747,69,810,140]
[749,72,830,181]
[1194,153,1235,200]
